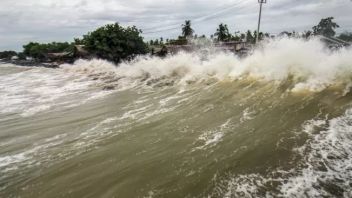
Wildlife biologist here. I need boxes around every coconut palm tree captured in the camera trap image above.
[182,20,194,38]
[246,30,255,43]
[215,23,231,41]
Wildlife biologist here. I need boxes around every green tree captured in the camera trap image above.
[81,23,148,63]
[74,38,84,45]
[23,42,40,58]
[23,42,73,60]
[246,30,254,43]
[253,31,258,42]
[0,51,17,60]
[182,20,194,38]
[337,32,352,42]
[240,33,246,41]
[303,30,313,39]
[313,17,340,37]
[230,35,240,41]
[215,23,231,42]
[17,52,26,60]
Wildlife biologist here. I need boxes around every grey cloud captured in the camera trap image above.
[0,0,351,51]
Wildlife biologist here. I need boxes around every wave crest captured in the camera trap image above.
[61,38,352,92]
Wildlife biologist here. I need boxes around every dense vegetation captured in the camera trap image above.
[77,23,148,63]
[0,51,18,60]
[2,23,148,63]
[337,32,352,42]
[22,42,74,60]
[313,17,340,37]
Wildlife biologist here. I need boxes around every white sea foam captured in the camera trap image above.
[240,107,256,123]
[141,106,177,121]
[194,119,231,151]
[61,38,352,93]
[0,152,27,169]
[21,105,51,117]
[159,94,184,106]
[197,131,224,149]
[280,109,352,197]
[222,109,352,197]
[119,104,154,120]
[224,174,267,198]
[0,134,67,171]
[0,65,114,116]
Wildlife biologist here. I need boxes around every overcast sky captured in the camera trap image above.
[1,0,351,51]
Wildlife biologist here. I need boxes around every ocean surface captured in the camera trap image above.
[1,38,352,197]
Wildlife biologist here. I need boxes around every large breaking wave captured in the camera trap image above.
[62,38,352,93]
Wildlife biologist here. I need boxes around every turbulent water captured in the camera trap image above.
[1,38,352,197]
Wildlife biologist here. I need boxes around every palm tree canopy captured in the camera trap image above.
[182,20,194,38]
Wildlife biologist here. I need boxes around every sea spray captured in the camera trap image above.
[62,38,352,93]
